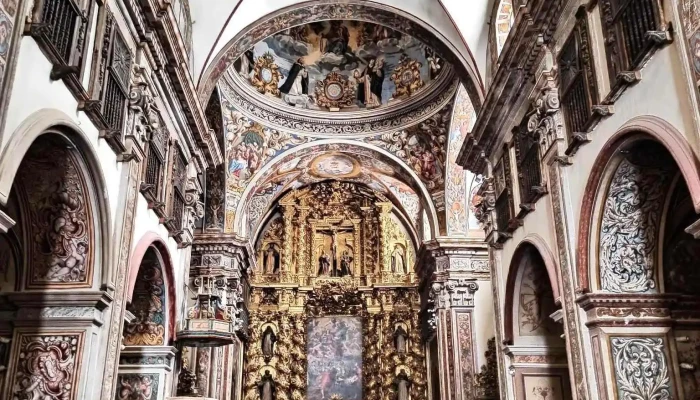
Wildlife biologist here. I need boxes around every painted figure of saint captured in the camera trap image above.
[354,58,384,108]
[279,57,309,96]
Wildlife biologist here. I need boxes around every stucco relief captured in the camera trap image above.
[16,140,94,288]
[611,337,672,400]
[115,374,160,400]
[123,254,166,346]
[10,333,83,400]
[457,312,475,400]
[599,153,673,293]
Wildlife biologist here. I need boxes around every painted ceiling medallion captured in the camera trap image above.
[309,153,361,178]
[315,72,357,110]
[251,53,282,96]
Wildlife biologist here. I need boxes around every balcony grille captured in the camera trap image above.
[40,0,83,64]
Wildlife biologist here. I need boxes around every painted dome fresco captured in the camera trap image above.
[231,20,449,114]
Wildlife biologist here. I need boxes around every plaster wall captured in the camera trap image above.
[473,279,496,369]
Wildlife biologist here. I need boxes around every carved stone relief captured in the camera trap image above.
[610,337,672,400]
[115,373,160,400]
[9,333,84,400]
[457,312,475,400]
[599,148,674,293]
[15,138,94,288]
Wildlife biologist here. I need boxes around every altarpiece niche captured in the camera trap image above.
[244,182,426,400]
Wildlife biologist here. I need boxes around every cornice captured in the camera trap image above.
[457,0,566,173]
[220,68,460,138]
[124,0,223,168]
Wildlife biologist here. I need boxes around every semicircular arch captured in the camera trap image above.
[233,139,440,240]
[197,0,484,111]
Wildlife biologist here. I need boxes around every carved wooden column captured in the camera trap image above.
[279,198,296,282]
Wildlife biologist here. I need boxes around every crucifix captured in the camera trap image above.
[317,225,353,277]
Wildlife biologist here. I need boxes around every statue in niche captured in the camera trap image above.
[396,368,411,400]
[258,370,276,400]
[392,246,406,274]
[263,244,280,275]
[262,326,277,361]
[318,253,331,276]
[339,250,353,277]
[394,326,408,354]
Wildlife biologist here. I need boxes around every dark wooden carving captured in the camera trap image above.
[559,8,603,155]
[514,119,545,216]
[27,0,92,99]
[167,146,188,236]
[493,146,517,241]
[141,119,168,216]
[600,0,671,100]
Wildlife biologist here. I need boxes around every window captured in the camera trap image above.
[600,0,669,83]
[168,147,188,233]
[141,119,168,214]
[495,0,515,56]
[514,118,545,210]
[28,0,91,83]
[558,9,599,152]
[494,146,516,238]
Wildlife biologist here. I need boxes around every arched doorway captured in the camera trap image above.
[116,240,176,399]
[0,129,111,399]
[504,242,571,400]
[578,132,700,400]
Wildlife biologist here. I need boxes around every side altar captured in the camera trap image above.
[244,182,427,400]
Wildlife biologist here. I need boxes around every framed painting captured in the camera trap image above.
[307,316,362,400]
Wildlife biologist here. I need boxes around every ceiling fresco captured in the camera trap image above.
[232,20,446,113]
[243,147,423,238]
[218,74,455,238]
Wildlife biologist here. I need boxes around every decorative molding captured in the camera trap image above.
[610,337,672,400]
[0,209,14,233]
[220,69,458,138]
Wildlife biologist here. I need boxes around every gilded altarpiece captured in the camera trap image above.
[244,182,425,400]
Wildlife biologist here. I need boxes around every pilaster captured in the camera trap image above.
[419,238,490,400]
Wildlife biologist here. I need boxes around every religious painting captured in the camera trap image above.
[523,375,565,400]
[517,258,560,338]
[681,1,700,95]
[234,20,444,111]
[309,153,361,178]
[307,317,362,400]
[123,249,166,346]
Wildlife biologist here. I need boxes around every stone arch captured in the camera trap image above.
[232,140,441,240]
[503,237,561,345]
[0,110,112,290]
[125,233,177,345]
[127,232,178,343]
[576,116,700,292]
[196,0,485,110]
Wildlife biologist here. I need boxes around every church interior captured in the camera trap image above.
[0,0,698,399]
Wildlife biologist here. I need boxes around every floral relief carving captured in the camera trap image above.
[16,141,94,288]
[599,151,673,293]
[115,373,160,400]
[611,337,672,400]
[123,256,166,346]
[10,333,83,400]
[457,312,475,400]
